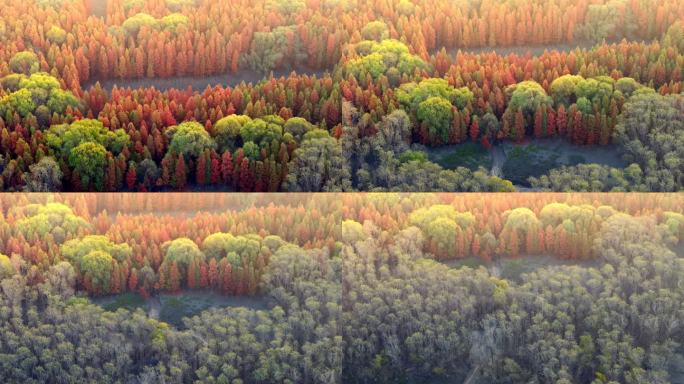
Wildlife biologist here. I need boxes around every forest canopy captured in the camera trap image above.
[0,193,682,383]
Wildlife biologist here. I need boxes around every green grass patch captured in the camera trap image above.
[159,291,268,327]
[442,256,487,269]
[428,142,492,170]
[502,144,560,185]
[96,292,147,312]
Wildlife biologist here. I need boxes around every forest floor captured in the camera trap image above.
[83,67,329,92]
[92,290,269,327]
[499,138,626,186]
[447,41,600,57]
[427,138,624,189]
[82,40,605,93]
[444,254,599,282]
[427,142,493,171]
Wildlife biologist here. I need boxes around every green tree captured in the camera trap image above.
[47,119,129,157]
[46,26,67,44]
[122,13,158,35]
[214,115,251,151]
[417,96,453,143]
[167,121,216,158]
[61,235,132,266]
[9,51,39,75]
[80,250,114,294]
[284,117,314,142]
[0,254,15,280]
[68,142,108,191]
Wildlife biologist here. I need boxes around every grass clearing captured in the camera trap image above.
[159,290,269,327]
[501,138,626,186]
[427,142,492,171]
[91,292,147,313]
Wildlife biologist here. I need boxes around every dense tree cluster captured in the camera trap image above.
[0,0,682,191]
[342,207,684,383]
[6,0,682,88]
[0,193,682,382]
[532,92,684,191]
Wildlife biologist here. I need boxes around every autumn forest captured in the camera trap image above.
[0,0,683,191]
[2,1,683,383]
[0,193,682,383]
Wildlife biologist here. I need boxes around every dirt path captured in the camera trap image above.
[83,67,328,93]
[490,145,505,178]
[147,295,160,320]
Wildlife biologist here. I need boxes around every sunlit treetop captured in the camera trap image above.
[61,235,132,266]
[0,72,81,120]
[343,39,430,81]
[0,254,15,280]
[166,121,216,158]
[46,119,129,157]
[12,203,92,241]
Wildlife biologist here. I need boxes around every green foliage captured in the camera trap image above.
[417,96,453,143]
[243,26,303,72]
[165,0,196,11]
[397,78,473,112]
[502,207,541,234]
[80,251,114,294]
[344,39,430,80]
[529,163,648,192]
[341,220,365,243]
[162,238,205,269]
[47,119,129,157]
[0,88,35,117]
[61,235,132,266]
[46,25,67,44]
[0,72,80,119]
[160,13,188,31]
[0,254,15,280]
[242,141,260,160]
[167,121,216,158]
[550,75,584,106]
[614,93,684,191]
[578,2,620,43]
[12,203,91,241]
[399,150,428,163]
[122,13,158,35]
[505,81,551,120]
[302,128,330,141]
[285,137,352,191]
[360,21,389,41]
[201,233,264,264]
[214,114,252,151]
[266,0,305,13]
[283,117,314,141]
[410,204,475,231]
[9,51,39,75]
[68,142,108,191]
[240,117,283,146]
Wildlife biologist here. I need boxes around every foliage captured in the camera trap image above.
[167,122,216,158]
[47,119,129,157]
[68,142,108,191]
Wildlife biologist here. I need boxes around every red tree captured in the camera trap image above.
[126,163,137,189]
[175,156,187,191]
[469,117,480,142]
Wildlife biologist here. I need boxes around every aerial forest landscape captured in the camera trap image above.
[0,0,682,191]
[0,193,682,383]
[2,0,684,383]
